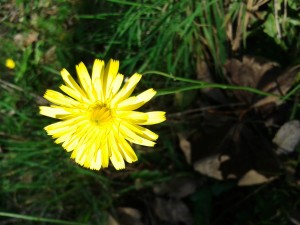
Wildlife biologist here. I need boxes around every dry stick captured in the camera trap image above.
[167,103,246,118]
[283,0,287,30]
[274,0,282,39]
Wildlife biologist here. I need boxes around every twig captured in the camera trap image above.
[167,103,246,118]
[274,0,282,39]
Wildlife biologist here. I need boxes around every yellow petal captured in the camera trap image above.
[120,121,159,141]
[83,142,97,169]
[45,116,84,131]
[73,143,86,164]
[111,73,124,96]
[90,149,102,170]
[101,143,109,168]
[47,125,73,138]
[109,132,125,170]
[76,62,95,101]
[62,134,80,152]
[114,129,138,163]
[59,85,90,103]
[137,111,166,125]
[54,132,74,145]
[117,88,156,110]
[61,68,87,98]
[44,90,80,107]
[119,123,156,147]
[91,59,105,101]
[104,59,119,98]
[111,73,142,106]
[116,111,148,123]
[39,106,70,118]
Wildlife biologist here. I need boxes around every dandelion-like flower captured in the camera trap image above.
[40,59,166,170]
[5,58,15,69]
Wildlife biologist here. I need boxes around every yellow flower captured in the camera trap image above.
[5,58,15,69]
[40,59,166,170]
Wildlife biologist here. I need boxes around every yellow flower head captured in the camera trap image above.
[5,58,16,69]
[40,59,166,170]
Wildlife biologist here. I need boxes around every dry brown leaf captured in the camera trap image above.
[252,95,282,108]
[42,46,57,64]
[177,133,192,164]
[14,31,39,48]
[196,58,211,83]
[224,56,279,104]
[254,65,300,108]
[224,56,300,113]
[238,169,276,186]
[227,1,269,51]
[191,118,281,184]
[193,154,230,180]
[117,207,143,225]
[273,120,300,155]
[197,56,228,103]
[259,65,300,93]
[153,177,196,199]
[107,214,120,225]
[154,198,193,225]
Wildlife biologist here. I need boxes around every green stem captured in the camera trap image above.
[142,70,283,98]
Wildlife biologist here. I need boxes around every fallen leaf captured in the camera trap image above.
[177,133,192,164]
[154,198,193,225]
[153,177,197,199]
[224,56,279,104]
[197,56,229,103]
[228,1,268,51]
[190,115,280,184]
[42,46,57,64]
[273,120,300,155]
[254,65,300,109]
[289,211,300,225]
[220,122,281,180]
[193,154,225,180]
[238,169,276,186]
[117,207,143,225]
[14,31,39,48]
[107,214,120,225]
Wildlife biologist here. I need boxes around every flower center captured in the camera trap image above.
[89,103,113,125]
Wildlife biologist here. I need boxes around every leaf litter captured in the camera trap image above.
[178,56,300,186]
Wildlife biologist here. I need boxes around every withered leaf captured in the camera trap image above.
[154,198,193,225]
[273,120,300,155]
[193,154,229,180]
[190,114,280,185]
[220,122,280,180]
[14,31,39,48]
[224,56,300,111]
[153,177,196,199]
[224,56,280,104]
[254,65,300,108]
[107,214,120,225]
[238,169,276,186]
[117,207,143,225]
[177,133,192,164]
[42,46,57,64]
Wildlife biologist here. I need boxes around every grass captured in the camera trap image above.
[1,0,300,224]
